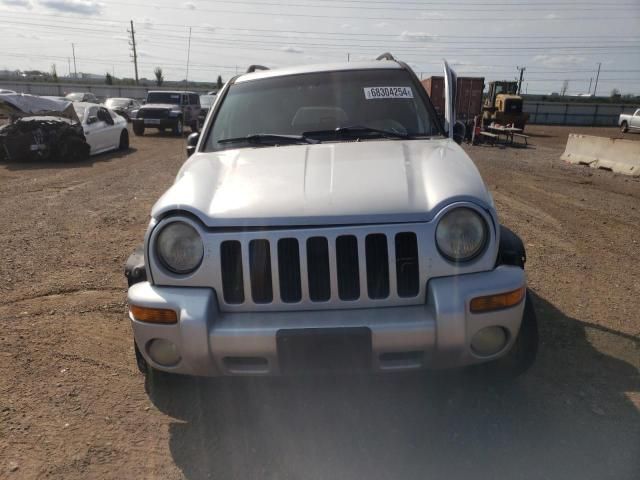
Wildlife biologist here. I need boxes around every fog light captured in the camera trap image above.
[471,326,508,357]
[147,339,181,366]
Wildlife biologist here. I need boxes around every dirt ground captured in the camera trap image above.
[1,125,638,479]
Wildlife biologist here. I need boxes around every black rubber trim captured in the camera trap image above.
[496,225,526,268]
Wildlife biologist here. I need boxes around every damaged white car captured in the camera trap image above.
[126,56,538,380]
[0,95,129,161]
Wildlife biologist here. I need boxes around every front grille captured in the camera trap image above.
[140,109,169,119]
[219,231,420,307]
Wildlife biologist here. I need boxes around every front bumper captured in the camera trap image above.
[132,117,178,129]
[127,266,526,376]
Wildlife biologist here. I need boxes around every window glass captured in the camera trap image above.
[206,69,440,151]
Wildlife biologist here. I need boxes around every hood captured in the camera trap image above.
[0,94,79,123]
[152,139,494,227]
[140,103,180,110]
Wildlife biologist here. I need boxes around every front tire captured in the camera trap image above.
[621,121,628,133]
[173,118,183,136]
[133,123,145,136]
[119,129,130,150]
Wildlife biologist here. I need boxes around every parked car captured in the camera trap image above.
[198,94,216,124]
[125,57,538,381]
[132,91,200,136]
[619,108,640,133]
[73,102,129,155]
[41,95,68,102]
[0,94,89,162]
[65,92,99,103]
[105,97,141,122]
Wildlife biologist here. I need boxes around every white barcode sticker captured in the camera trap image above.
[364,86,413,99]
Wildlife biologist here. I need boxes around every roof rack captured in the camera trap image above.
[246,65,269,73]
[376,53,396,61]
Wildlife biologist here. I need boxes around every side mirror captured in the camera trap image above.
[453,121,466,145]
[87,116,98,125]
[186,132,199,157]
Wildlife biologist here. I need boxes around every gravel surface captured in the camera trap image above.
[1,125,638,479]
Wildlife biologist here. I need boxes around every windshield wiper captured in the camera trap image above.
[218,133,319,146]
[303,126,422,141]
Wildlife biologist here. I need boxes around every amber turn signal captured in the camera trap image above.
[470,287,526,313]
[129,305,178,324]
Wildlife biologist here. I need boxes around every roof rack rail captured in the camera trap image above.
[246,65,269,73]
[376,53,396,61]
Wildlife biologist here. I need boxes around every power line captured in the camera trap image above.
[2,12,639,41]
[36,0,640,22]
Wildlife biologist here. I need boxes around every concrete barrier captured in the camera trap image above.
[561,134,640,177]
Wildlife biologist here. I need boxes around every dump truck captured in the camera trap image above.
[421,76,485,123]
[483,81,529,130]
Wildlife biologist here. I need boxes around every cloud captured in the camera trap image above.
[373,22,388,28]
[341,23,352,29]
[399,31,435,42]
[39,0,102,15]
[1,0,32,8]
[16,32,40,39]
[200,23,216,32]
[140,16,153,28]
[281,45,303,54]
[534,54,585,66]
[546,13,558,19]
[183,1,195,9]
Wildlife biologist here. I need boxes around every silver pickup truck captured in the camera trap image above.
[125,56,538,382]
[619,108,640,133]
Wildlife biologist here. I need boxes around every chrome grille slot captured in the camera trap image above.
[277,238,302,303]
[220,240,244,304]
[249,239,273,303]
[395,232,420,297]
[306,237,331,302]
[336,235,360,300]
[365,234,390,299]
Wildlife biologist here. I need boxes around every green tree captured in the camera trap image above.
[610,88,621,98]
[105,72,113,85]
[154,67,164,86]
[216,75,223,90]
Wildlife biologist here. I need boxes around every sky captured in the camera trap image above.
[1,0,639,95]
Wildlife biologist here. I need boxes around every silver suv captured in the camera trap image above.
[125,57,538,380]
[132,91,200,136]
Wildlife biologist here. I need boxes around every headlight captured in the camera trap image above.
[436,207,487,262]
[156,221,204,274]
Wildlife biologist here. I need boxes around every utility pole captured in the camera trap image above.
[588,77,593,94]
[593,62,601,97]
[67,57,71,77]
[185,27,192,85]
[71,43,78,79]
[516,66,525,95]
[347,52,350,62]
[128,20,139,85]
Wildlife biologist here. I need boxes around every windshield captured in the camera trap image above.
[146,92,181,104]
[72,104,86,119]
[105,98,130,108]
[65,93,84,101]
[200,95,215,108]
[205,69,440,151]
